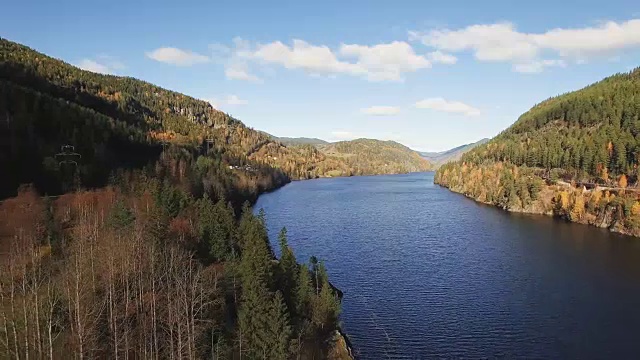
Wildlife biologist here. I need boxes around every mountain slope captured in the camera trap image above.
[0,38,348,358]
[0,37,296,199]
[0,37,425,199]
[458,67,640,181]
[276,136,329,146]
[318,138,431,174]
[435,67,640,237]
[259,130,431,177]
[419,138,489,167]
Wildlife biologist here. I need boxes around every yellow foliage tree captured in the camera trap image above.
[629,201,640,231]
[601,167,609,182]
[556,191,571,214]
[589,190,603,209]
[570,194,585,221]
[619,174,628,188]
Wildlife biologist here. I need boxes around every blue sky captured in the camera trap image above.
[2,0,639,151]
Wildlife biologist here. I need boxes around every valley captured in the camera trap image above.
[1,6,640,357]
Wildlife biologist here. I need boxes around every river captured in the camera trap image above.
[254,172,640,359]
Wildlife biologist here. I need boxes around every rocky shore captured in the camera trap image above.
[441,182,640,238]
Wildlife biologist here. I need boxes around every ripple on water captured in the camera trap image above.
[256,173,640,359]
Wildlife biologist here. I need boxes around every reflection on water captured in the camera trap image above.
[255,172,640,359]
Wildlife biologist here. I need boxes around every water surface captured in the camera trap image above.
[255,172,640,359]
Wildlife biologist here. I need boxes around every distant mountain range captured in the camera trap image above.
[419,138,489,167]
[316,138,431,174]
[264,134,488,171]
[272,136,329,147]
[262,133,431,174]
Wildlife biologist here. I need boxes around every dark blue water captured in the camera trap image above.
[255,172,640,359]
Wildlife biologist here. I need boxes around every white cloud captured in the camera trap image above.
[415,97,481,116]
[513,59,566,73]
[427,50,458,64]
[411,23,538,62]
[233,39,432,81]
[225,95,248,105]
[76,55,125,74]
[338,41,432,81]
[410,18,640,72]
[205,95,248,108]
[225,66,261,82]
[534,20,640,56]
[77,59,111,74]
[96,54,125,70]
[251,40,365,75]
[209,43,232,59]
[361,106,400,116]
[146,47,210,66]
[214,38,263,82]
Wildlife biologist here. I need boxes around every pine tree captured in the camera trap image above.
[278,227,299,314]
[238,276,271,359]
[109,198,135,231]
[309,256,320,296]
[239,210,273,292]
[196,197,237,262]
[238,207,276,358]
[295,265,313,320]
[615,141,627,174]
[311,277,340,331]
[268,291,292,360]
[238,201,253,248]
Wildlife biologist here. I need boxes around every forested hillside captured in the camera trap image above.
[271,136,329,147]
[0,37,427,200]
[260,133,431,177]
[436,67,640,237]
[460,68,640,182]
[0,37,292,199]
[0,37,351,358]
[317,139,431,175]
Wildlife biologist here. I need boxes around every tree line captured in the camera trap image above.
[0,154,343,359]
[1,36,427,193]
[436,67,640,236]
[460,67,640,184]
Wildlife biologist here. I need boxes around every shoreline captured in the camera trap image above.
[289,169,433,182]
[437,183,640,239]
[254,180,357,359]
[255,170,441,358]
